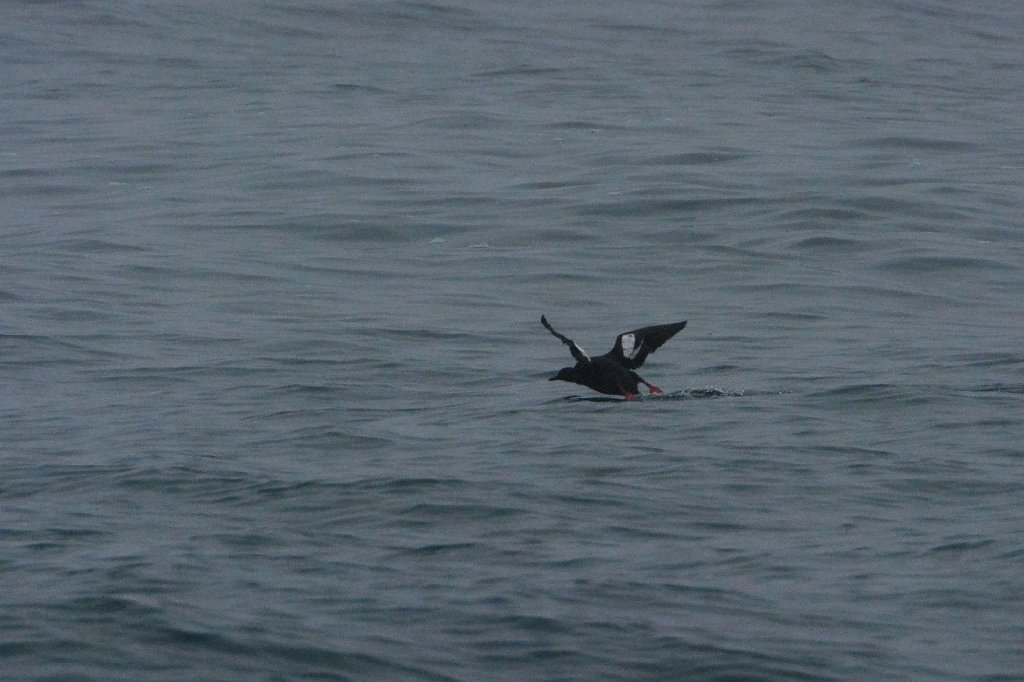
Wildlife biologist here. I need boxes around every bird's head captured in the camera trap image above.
[549,367,579,383]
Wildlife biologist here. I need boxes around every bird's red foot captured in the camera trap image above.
[623,392,641,400]
[646,384,664,394]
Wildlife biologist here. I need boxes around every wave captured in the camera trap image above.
[556,387,754,403]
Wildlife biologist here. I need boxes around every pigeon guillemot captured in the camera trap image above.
[542,315,687,399]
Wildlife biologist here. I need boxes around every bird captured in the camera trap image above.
[541,315,687,399]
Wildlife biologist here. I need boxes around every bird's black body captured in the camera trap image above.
[542,315,687,398]
[549,357,648,396]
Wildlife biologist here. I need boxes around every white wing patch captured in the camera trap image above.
[620,333,639,359]
[575,343,590,361]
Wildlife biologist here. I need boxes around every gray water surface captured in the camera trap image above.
[3,1,1023,680]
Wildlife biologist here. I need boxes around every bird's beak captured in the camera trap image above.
[548,374,559,381]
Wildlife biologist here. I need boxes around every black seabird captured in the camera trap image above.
[542,315,687,399]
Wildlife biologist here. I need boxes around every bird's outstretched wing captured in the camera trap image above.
[607,320,687,369]
[541,315,590,364]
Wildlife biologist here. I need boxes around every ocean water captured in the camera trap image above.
[3,1,1023,679]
